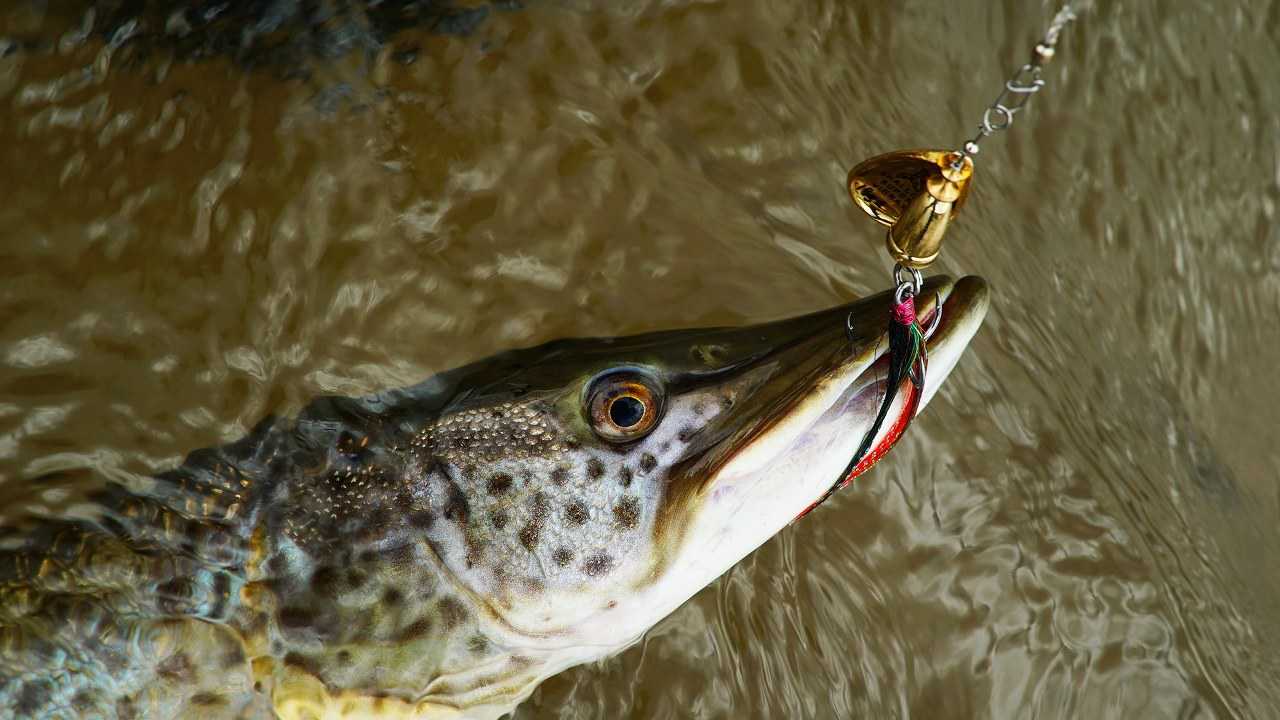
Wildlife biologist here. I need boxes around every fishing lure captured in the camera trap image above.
[806,3,1080,512]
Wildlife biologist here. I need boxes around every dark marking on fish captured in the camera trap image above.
[486,474,514,496]
[396,617,434,642]
[383,543,414,570]
[190,692,227,707]
[468,635,489,655]
[209,571,231,619]
[279,607,314,629]
[613,497,640,530]
[492,509,510,529]
[71,690,94,711]
[156,577,194,615]
[552,547,574,566]
[519,521,540,551]
[618,467,633,487]
[639,453,658,473]
[347,569,367,590]
[550,466,569,485]
[407,510,435,530]
[157,652,194,682]
[443,489,470,524]
[284,652,322,677]
[565,501,589,526]
[465,539,484,567]
[221,639,247,669]
[311,566,343,597]
[438,597,467,630]
[15,680,49,716]
[586,458,604,479]
[582,553,614,577]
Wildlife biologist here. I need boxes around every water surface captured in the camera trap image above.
[2,0,1278,717]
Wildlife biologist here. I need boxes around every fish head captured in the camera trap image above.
[412,275,989,651]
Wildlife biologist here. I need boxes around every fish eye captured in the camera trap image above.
[586,371,663,442]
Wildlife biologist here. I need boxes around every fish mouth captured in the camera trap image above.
[634,274,990,612]
[904,274,990,409]
[673,274,990,507]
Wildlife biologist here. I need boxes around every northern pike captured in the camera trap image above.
[0,275,988,719]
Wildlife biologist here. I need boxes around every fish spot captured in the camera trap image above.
[190,692,227,707]
[156,577,195,614]
[486,473,514,496]
[116,697,138,720]
[618,467,633,487]
[550,466,570,485]
[444,489,470,524]
[157,652,194,682]
[466,539,485,567]
[347,569,367,589]
[383,588,404,606]
[221,644,246,669]
[71,690,95,711]
[468,634,489,655]
[613,497,640,530]
[384,543,415,569]
[407,510,435,529]
[552,547,574,566]
[519,521,541,551]
[336,649,353,666]
[677,427,696,442]
[438,597,467,630]
[15,680,50,716]
[491,509,510,529]
[279,607,314,629]
[284,652,323,676]
[522,576,546,595]
[396,617,434,642]
[587,458,605,479]
[565,501,589,526]
[582,552,614,577]
[531,490,550,513]
[311,566,343,596]
[639,454,658,473]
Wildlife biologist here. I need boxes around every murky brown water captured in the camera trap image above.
[3,0,1279,717]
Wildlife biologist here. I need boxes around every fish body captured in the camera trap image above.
[0,276,988,718]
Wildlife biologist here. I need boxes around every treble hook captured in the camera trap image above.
[922,294,943,340]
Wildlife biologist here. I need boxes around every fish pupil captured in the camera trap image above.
[609,396,646,428]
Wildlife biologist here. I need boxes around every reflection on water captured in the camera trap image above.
[2,0,1278,717]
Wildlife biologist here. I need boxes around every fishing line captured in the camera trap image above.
[802,2,1082,516]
